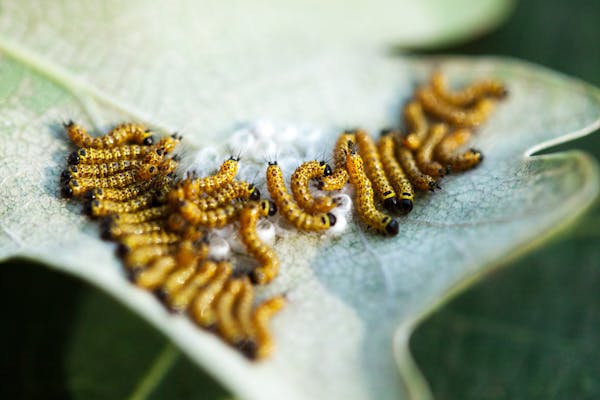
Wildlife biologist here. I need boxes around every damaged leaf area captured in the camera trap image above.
[0,1,599,400]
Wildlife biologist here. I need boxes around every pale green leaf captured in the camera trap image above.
[0,1,598,400]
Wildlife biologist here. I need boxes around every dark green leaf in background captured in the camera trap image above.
[411,0,600,399]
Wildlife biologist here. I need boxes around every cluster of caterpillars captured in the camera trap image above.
[61,122,285,360]
[290,71,507,235]
[58,71,506,359]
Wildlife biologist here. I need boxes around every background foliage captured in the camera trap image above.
[0,0,598,399]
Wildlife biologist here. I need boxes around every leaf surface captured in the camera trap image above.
[0,2,598,399]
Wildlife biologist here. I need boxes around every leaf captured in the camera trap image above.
[0,2,598,400]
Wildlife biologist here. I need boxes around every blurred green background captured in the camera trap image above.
[1,0,598,398]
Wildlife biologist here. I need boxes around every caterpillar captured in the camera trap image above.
[155,133,182,155]
[233,278,257,358]
[266,162,336,231]
[135,240,214,292]
[123,243,177,271]
[239,200,279,285]
[396,144,439,192]
[188,181,260,211]
[166,211,189,233]
[165,212,208,245]
[291,160,337,213]
[65,121,154,148]
[67,134,180,165]
[377,130,414,213]
[215,278,246,346]
[417,87,495,127]
[111,204,172,224]
[64,155,177,198]
[178,200,246,228]
[68,144,152,166]
[345,151,399,236]
[119,231,181,255]
[415,123,448,177]
[430,71,507,107]
[434,128,484,172]
[402,101,429,150]
[101,219,166,240]
[183,157,239,200]
[136,151,177,181]
[149,241,210,296]
[86,191,157,218]
[157,261,199,304]
[61,159,143,183]
[134,255,177,290]
[167,260,223,313]
[251,295,286,360]
[90,176,172,217]
[63,170,144,197]
[443,148,484,172]
[355,129,400,212]
[189,261,233,325]
[318,131,356,191]
[87,171,173,203]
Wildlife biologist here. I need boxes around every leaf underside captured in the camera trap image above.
[1,1,599,399]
